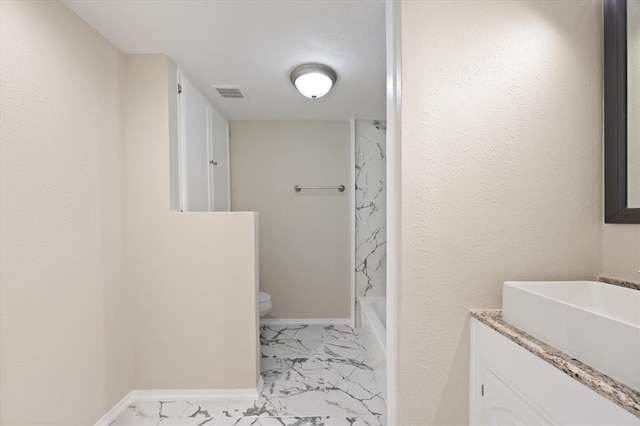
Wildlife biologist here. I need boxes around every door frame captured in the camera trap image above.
[177,70,188,212]
[350,118,356,328]
[177,69,215,212]
[385,0,401,424]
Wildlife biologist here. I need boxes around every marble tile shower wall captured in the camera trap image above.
[355,120,387,304]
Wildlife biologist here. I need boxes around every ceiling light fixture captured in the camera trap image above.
[290,64,337,99]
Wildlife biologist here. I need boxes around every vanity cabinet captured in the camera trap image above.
[470,318,640,425]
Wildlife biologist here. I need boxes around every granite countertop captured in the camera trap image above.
[598,275,640,291]
[470,309,640,419]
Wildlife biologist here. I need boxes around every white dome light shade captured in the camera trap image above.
[294,72,333,99]
[290,64,337,99]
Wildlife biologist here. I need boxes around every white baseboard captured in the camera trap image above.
[94,380,263,426]
[94,392,134,426]
[260,318,351,326]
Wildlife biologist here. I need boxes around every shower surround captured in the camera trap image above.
[355,120,387,302]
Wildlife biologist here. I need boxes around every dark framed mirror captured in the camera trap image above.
[604,0,640,223]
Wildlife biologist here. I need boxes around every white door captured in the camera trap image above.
[178,73,213,211]
[210,108,230,211]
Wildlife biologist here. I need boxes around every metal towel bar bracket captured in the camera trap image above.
[294,185,345,193]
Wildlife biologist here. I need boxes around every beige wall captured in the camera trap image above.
[230,121,351,319]
[398,1,603,424]
[126,56,259,389]
[602,224,640,282]
[0,11,260,425]
[0,1,132,424]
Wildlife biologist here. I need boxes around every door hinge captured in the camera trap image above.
[481,384,484,396]
[178,83,182,94]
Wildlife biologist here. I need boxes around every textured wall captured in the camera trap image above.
[355,119,387,301]
[399,1,603,424]
[0,1,132,424]
[125,56,259,389]
[230,120,350,319]
[602,224,640,282]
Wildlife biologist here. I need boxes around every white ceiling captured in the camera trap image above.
[63,0,387,121]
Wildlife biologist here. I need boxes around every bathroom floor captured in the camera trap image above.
[111,324,386,425]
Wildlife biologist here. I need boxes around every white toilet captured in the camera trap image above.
[259,291,272,318]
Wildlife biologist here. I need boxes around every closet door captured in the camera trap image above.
[210,108,230,211]
[178,73,213,211]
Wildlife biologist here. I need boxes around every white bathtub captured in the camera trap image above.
[357,297,386,398]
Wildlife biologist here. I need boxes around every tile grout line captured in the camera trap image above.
[322,338,329,421]
[216,399,229,424]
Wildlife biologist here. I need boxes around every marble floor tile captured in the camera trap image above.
[322,326,359,342]
[324,340,368,363]
[261,325,327,342]
[325,416,384,426]
[261,357,324,383]
[260,325,359,344]
[265,390,327,417]
[325,380,385,417]
[324,358,378,387]
[114,400,224,421]
[169,400,226,418]
[259,356,327,417]
[261,340,324,360]
[111,417,215,426]
[221,400,283,418]
[261,375,324,406]
[113,402,158,420]
[222,389,326,419]
[216,417,325,426]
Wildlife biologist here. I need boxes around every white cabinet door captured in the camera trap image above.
[470,319,640,426]
[179,73,212,211]
[477,361,552,426]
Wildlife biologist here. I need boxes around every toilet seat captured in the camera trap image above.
[259,291,272,318]
[259,291,271,304]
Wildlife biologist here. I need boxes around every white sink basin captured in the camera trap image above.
[503,281,640,392]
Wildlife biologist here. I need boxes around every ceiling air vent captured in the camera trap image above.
[212,85,247,99]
